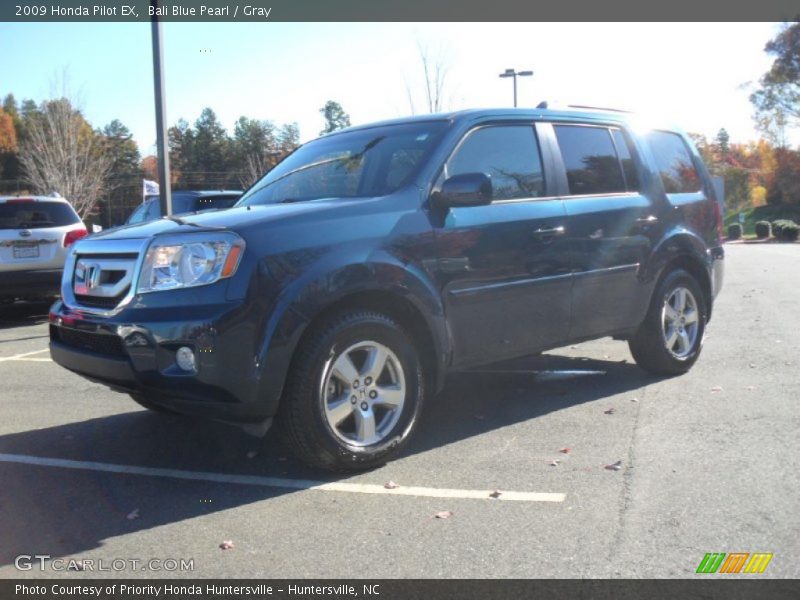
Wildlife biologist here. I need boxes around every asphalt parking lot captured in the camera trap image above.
[0,243,797,579]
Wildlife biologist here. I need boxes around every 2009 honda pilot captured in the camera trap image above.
[49,108,724,472]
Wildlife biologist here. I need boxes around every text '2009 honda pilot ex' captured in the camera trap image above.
[49,108,724,472]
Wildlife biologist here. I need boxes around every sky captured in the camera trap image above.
[0,22,789,155]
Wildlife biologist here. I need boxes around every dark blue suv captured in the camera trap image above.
[49,108,724,471]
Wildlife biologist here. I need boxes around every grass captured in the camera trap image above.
[724,204,800,237]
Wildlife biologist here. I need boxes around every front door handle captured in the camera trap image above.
[635,216,659,224]
[532,226,566,239]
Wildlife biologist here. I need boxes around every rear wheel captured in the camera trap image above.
[629,269,707,375]
[277,311,425,472]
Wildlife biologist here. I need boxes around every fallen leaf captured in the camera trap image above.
[246,450,258,459]
[433,511,453,519]
[550,460,560,467]
[558,447,571,454]
[604,407,616,415]
[710,386,723,393]
[384,480,399,490]
[604,461,623,471]
[489,490,502,499]
[126,508,140,520]
[219,540,235,550]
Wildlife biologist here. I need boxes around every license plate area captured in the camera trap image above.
[13,242,40,259]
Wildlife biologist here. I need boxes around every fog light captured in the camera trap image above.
[176,346,196,372]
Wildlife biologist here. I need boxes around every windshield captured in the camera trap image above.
[238,121,448,206]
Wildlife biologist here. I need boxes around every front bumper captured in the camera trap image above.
[0,268,62,299]
[48,298,276,423]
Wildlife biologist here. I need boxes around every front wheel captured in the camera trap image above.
[277,311,425,472]
[629,269,707,376]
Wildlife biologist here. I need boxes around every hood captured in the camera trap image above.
[91,199,351,241]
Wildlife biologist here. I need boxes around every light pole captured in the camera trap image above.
[499,68,533,108]
[151,1,172,217]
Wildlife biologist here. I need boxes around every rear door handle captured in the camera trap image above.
[532,226,566,238]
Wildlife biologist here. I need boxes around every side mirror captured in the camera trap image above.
[432,172,492,209]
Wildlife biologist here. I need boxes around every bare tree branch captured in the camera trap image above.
[18,80,111,219]
[406,39,452,115]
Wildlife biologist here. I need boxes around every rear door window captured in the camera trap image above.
[0,201,80,229]
[646,131,701,193]
[553,125,627,195]
[446,125,545,201]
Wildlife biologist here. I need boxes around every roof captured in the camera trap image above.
[144,190,243,200]
[325,106,680,138]
[0,195,71,204]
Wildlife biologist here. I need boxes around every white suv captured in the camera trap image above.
[0,196,87,303]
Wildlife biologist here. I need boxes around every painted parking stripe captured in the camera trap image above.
[0,348,51,362]
[0,453,565,503]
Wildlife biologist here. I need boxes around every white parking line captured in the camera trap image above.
[0,349,51,362]
[0,453,566,503]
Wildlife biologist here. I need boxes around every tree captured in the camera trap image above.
[168,118,193,185]
[319,100,351,135]
[715,128,730,161]
[276,122,300,154]
[750,22,800,144]
[0,108,17,178]
[191,108,230,175]
[405,40,451,114]
[18,97,111,218]
[102,119,141,178]
[233,116,278,187]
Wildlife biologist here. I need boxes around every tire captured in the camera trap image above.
[129,393,180,415]
[628,269,707,376]
[277,310,425,472]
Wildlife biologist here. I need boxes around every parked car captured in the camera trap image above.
[49,108,724,471]
[0,196,87,303]
[125,190,242,225]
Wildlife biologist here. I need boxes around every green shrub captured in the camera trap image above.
[779,222,799,242]
[755,221,771,239]
[727,223,742,240]
[772,220,789,236]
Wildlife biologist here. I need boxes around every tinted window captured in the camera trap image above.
[0,201,80,229]
[239,122,447,205]
[196,195,240,211]
[554,125,625,195]
[647,131,701,193]
[447,126,545,201]
[611,128,639,191]
[127,203,149,224]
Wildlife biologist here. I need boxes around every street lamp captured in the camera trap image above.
[499,68,534,108]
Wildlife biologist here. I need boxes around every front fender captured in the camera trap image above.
[252,253,447,417]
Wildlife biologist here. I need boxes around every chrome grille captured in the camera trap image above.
[61,238,150,316]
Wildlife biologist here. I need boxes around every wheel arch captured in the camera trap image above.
[647,230,714,321]
[255,261,449,417]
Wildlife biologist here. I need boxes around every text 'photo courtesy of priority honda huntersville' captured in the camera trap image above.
[48,107,724,472]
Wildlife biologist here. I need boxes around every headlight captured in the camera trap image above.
[137,233,245,293]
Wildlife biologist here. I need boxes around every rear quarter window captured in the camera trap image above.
[646,131,701,194]
[0,201,80,229]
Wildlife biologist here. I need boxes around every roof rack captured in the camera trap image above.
[566,104,633,114]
